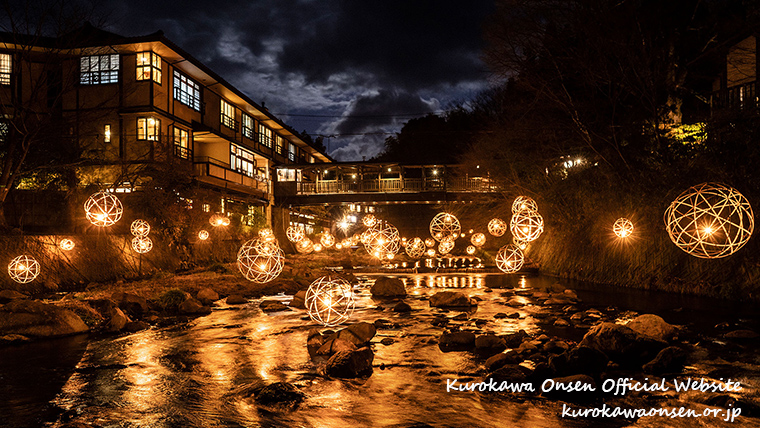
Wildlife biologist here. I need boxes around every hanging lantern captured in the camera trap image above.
[198,230,209,241]
[512,196,538,213]
[665,182,754,258]
[320,232,335,248]
[258,228,276,243]
[470,233,486,247]
[59,239,75,251]
[438,240,454,255]
[488,218,507,237]
[510,210,544,242]
[613,218,634,238]
[364,220,400,259]
[496,244,524,274]
[8,255,40,283]
[286,226,306,243]
[305,276,355,327]
[131,236,153,254]
[424,237,436,247]
[237,239,284,283]
[210,213,230,227]
[313,243,323,252]
[405,237,426,258]
[336,243,343,250]
[426,248,436,257]
[466,245,476,255]
[429,212,461,242]
[84,191,123,227]
[295,238,315,254]
[130,219,150,237]
[362,214,377,227]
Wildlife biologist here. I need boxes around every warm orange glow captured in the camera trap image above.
[466,245,476,255]
[237,239,285,283]
[209,213,230,227]
[320,232,335,248]
[131,236,153,254]
[59,239,75,251]
[198,230,209,240]
[510,210,544,242]
[430,212,461,242]
[362,213,377,227]
[84,191,123,227]
[313,243,323,252]
[258,228,276,242]
[613,218,634,238]
[496,244,524,274]
[424,237,436,247]
[130,219,151,237]
[470,233,486,247]
[286,226,306,242]
[305,276,355,327]
[488,218,507,237]
[512,196,538,213]
[405,237,426,258]
[295,238,315,254]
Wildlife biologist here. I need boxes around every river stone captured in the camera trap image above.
[290,290,307,309]
[506,297,525,307]
[124,321,150,332]
[0,289,28,303]
[109,307,131,331]
[429,291,474,308]
[324,346,374,378]
[178,298,211,315]
[317,338,357,355]
[494,312,508,319]
[255,382,305,406]
[724,329,760,340]
[580,322,667,368]
[642,346,688,374]
[370,276,407,297]
[226,295,248,305]
[0,299,88,337]
[554,318,570,327]
[484,352,519,372]
[626,314,677,341]
[392,301,412,312]
[439,331,476,351]
[112,292,149,317]
[504,330,529,348]
[549,346,609,377]
[196,288,219,305]
[307,328,325,348]
[326,322,376,346]
[260,300,290,312]
[487,364,531,383]
[0,333,31,345]
[475,334,507,352]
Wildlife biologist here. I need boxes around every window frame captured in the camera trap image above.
[80,54,120,85]
[173,69,201,111]
[173,127,190,159]
[258,123,273,148]
[221,99,237,130]
[230,143,256,177]
[242,114,255,139]
[0,53,10,85]
[137,117,160,141]
[136,52,162,84]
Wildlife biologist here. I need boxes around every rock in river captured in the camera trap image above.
[0,299,88,338]
[324,346,374,378]
[580,322,667,368]
[255,382,305,406]
[371,276,407,297]
[429,291,475,308]
[626,314,677,341]
[259,300,290,312]
[196,287,219,305]
[439,331,476,351]
[325,322,377,346]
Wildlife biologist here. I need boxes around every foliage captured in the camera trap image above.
[157,288,187,311]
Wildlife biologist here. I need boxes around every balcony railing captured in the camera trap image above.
[711,81,758,110]
[257,133,273,149]
[194,156,269,194]
[173,144,191,160]
[295,176,495,195]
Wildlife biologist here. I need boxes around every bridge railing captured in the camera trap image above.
[295,176,495,195]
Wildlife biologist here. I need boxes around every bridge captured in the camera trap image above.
[274,162,500,206]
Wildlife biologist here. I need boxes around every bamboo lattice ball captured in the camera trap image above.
[336,243,343,250]
[84,191,123,227]
[320,233,335,248]
[429,212,461,242]
[665,182,754,259]
[470,233,486,247]
[426,248,436,257]
[258,228,276,242]
[131,236,153,254]
[363,214,377,227]
[209,213,230,227]
[496,244,524,274]
[466,245,476,255]
[512,196,538,213]
[130,219,150,237]
[305,276,355,327]
[198,230,209,241]
[59,239,75,251]
[364,220,400,259]
[237,239,285,283]
[424,237,436,247]
[488,218,507,237]
[438,240,454,255]
[510,210,544,242]
[405,237,426,258]
[313,243,323,252]
[295,238,315,254]
[8,255,40,283]
[613,218,634,238]
[286,226,305,243]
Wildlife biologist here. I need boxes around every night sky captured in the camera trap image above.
[98,0,496,160]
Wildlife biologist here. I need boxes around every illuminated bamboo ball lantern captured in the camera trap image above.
[130,219,150,237]
[84,191,123,227]
[198,230,209,241]
[131,236,153,254]
[305,276,355,327]
[488,218,507,237]
[364,220,401,259]
[466,245,476,255]
[426,248,436,257]
[438,240,454,255]
[665,182,754,258]
[59,239,75,251]
[313,243,323,252]
[362,213,377,227]
[336,243,343,250]
[470,233,486,247]
[320,232,335,248]
[236,239,284,283]
[405,237,426,258]
[209,213,230,227]
[512,196,538,213]
[360,228,374,245]
[613,218,634,238]
[8,255,40,283]
[429,212,461,242]
[510,210,544,242]
[286,226,306,243]
[424,237,436,248]
[295,238,315,254]
[496,244,524,274]
[258,228,276,243]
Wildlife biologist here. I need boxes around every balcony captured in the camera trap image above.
[711,81,758,110]
[194,156,269,196]
[295,176,494,195]
[173,144,192,160]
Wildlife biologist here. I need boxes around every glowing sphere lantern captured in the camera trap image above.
[429,212,461,242]
[510,210,544,242]
[131,236,153,254]
[426,248,436,257]
[364,220,400,259]
[130,219,150,237]
[8,255,40,283]
[313,243,323,252]
[305,276,355,327]
[210,213,230,227]
[237,239,284,283]
[438,240,454,255]
[512,196,538,213]
[84,191,123,227]
[198,230,209,241]
[488,218,507,237]
[405,237,426,258]
[513,237,529,251]
[336,243,343,250]
[295,238,315,254]
[320,233,335,248]
[424,237,436,248]
[258,228,276,243]
[496,244,524,274]
[665,182,754,258]
[466,245,476,255]
[286,226,306,243]
[613,218,634,238]
[362,214,377,227]
[59,239,75,251]
[470,233,486,247]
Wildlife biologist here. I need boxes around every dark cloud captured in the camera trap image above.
[332,89,437,135]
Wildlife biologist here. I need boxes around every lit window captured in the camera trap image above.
[242,114,255,139]
[80,54,119,85]
[104,124,111,143]
[221,100,236,129]
[258,124,273,148]
[137,117,160,140]
[288,142,296,161]
[276,135,287,155]
[231,144,256,177]
[173,127,190,159]
[202,203,210,212]
[136,52,162,83]
[173,70,200,111]
[0,54,10,85]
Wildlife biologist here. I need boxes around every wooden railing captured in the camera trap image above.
[295,176,495,195]
[194,157,269,193]
[711,81,758,110]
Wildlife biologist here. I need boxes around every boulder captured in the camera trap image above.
[724,329,760,340]
[549,346,609,377]
[196,288,219,305]
[325,322,377,346]
[475,335,507,353]
[579,322,667,367]
[112,292,149,317]
[108,307,131,332]
[370,277,407,297]
[307,328,326,348]
[178,298,211,315]
[226,295,248,305]
[626,314,677,341]
[503,330,529,348]
[643,346,688,375]
[0,333,31,345]
[290,290,307,309]
[494,313,508,319]
[429,291,475,308]
[255,382,305,406]
[488,364,531,383]
[317,338,357,356]
[0,299,88,338]
[380,337,395,345]
[439,331,476,351]
[506,297,526,307]
[554,318,570,327]
[124,321,150,333]
[259,300,290,312]
[484,352,519,372]
[392,301,412,312]
[324,346,374,378]
[0,289,28,303]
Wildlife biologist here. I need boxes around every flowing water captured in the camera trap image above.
[2,274,759,428]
